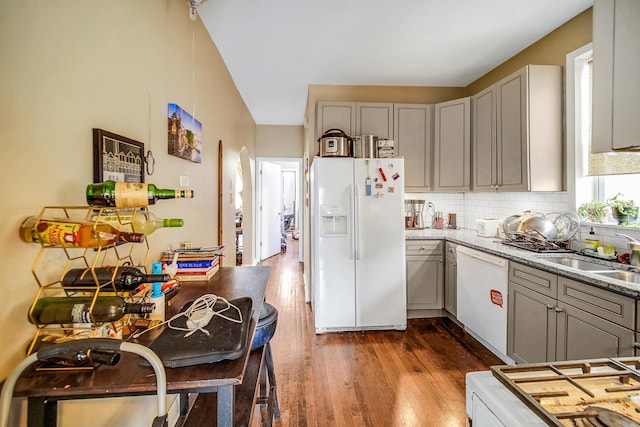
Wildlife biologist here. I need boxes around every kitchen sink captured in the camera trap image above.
[535,254,640,284]
[593,270,640,284]
[540,256,615,271]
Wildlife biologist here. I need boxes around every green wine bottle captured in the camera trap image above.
[98,209,184,235]
[61,266,170,290]
[29,296,155,324]
[86,181,194,208]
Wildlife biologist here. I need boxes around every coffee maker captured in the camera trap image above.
[404,199,426,229]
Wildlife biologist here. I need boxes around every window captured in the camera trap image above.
[571,45,640,225]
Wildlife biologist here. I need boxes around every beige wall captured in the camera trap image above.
[308,85,466,105]
[465,8,593,95]
[0,0,256,385]
[256,125,304,158]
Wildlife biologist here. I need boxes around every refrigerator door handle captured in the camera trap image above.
[354,183,361,260]
[349,184,355,260]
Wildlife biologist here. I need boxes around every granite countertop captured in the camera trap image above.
[405,228,640,299]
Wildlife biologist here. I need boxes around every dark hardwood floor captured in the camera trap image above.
[256,237,502,427]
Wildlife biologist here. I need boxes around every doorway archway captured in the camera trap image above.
[237,146,254,265]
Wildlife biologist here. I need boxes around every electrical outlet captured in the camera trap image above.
[179,175,189,187]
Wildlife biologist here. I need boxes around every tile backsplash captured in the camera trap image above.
[407,191,571,230]
[406,191,640,255]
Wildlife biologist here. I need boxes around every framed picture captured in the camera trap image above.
[93,129,145,183]
[167,103,202,163]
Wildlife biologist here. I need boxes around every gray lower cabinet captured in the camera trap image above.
[406,240,443,311]
[557,277,635,361]
[508,280,558,364]
[637,307,640,356]
[444,242,457,316]
[508,262,635,364]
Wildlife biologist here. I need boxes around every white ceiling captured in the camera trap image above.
[197,0,592,126]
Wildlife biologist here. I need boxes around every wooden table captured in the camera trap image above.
[10,266,271,427]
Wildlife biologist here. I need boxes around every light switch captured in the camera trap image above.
[179,175,189,187]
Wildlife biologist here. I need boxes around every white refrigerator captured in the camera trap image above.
[311,157,406,333]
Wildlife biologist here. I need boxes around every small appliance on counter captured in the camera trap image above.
[447,213,457,229]
[318,128,352,157]
[404,199,426,229]
[476,218,501,237]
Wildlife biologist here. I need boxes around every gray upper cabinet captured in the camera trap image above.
[315,101,393,141]
[592,0,640,152]
[315,101,357,140]
[472,65,563,192]
[356,103,393,138]
[472,85,496,191]
[394,104,433,191]
[316,101,433,191]
[433,97,470,192]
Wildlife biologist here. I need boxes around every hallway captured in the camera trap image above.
[259,237,501,426]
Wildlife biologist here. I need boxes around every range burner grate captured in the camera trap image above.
[501,238,573,253]
[491,358,640,426]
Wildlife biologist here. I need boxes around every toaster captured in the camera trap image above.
[476,218,501,237]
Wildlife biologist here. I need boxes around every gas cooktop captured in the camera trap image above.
[501,238,573,253]
[491,358,640,426]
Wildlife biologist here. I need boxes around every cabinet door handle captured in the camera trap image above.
[554,307,564,313]
[547,304,554,310]
[452,263,456,267]
[634,342,640,349]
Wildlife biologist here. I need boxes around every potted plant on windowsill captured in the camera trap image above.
[578,201,608,223]
[607,193,638,225]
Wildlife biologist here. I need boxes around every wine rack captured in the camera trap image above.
[26,206,152,357]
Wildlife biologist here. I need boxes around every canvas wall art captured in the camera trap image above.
[167,103,202,163]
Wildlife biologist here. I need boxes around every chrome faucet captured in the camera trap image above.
[616,233,640,266]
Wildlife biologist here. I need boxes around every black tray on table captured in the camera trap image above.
[140,296,253,368]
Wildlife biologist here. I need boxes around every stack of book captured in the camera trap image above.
[160,247,222,282]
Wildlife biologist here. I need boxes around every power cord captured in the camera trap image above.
[132,294,243,339]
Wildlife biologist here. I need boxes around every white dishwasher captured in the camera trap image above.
[456,245,513,364]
